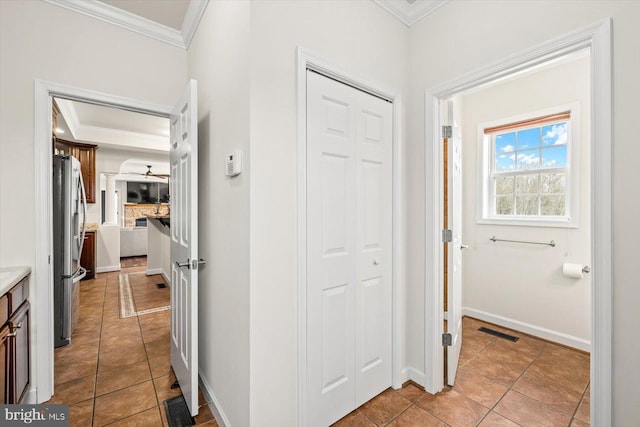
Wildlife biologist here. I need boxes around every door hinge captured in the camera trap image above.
[442,125,452,139]
[442,229,453,243]
[442,332,452,347]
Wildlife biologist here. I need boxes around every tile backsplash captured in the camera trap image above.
[124,204,169,228]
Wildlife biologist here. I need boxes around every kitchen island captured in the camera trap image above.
[146,214,170,284]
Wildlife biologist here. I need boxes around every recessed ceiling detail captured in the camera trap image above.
[373,0,450,26]
[41,0,208,49]
[55,99,170,152]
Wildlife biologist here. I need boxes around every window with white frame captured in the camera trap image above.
[479,106,580,226]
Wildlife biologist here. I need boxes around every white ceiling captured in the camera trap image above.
[44,0,447,47]
[55,98,170,153]
[99,0,191,30]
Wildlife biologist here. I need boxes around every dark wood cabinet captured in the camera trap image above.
[81,231,96,281]
[1,273,30,404]
[8,302,29,404]
[54,139,98,203]
[0,325,8,404]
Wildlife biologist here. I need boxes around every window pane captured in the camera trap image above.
[515,195,539,215]
[495,132,516,153]
[517,128,540,150]
[541,146,567,168]
[541,195,566,216]
[542,122,568,146]
[495,153,515,171]
[495,196,514,215]
[540,173,566,193]
[495,176,514,195]
[516,150,540,170]
[516,174,539,194]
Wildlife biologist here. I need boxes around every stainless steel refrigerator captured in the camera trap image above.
[53,155,87,347]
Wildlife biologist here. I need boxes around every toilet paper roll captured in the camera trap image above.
[563,263,584,279]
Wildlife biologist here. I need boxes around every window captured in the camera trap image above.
[478,105,580,227]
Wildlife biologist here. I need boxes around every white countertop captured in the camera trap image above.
[0,266,31,296]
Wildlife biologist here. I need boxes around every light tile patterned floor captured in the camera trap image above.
[47,260,217,426]
[333,317,590,427]
[51,258,590,426]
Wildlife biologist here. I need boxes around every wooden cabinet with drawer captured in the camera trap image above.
[8,302,29,404]
[0,272,30,404]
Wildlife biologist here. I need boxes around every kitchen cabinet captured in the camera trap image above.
[8,302,29,404]
[0,325,8,403]
[0,269,30,404]
[81,231,96,280]
[54,139,98,203]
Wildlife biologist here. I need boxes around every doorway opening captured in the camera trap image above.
[425,19,612,425]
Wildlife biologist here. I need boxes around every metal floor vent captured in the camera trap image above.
[156,283,167,289]
[478,326,519,342]
[164,395,194,427]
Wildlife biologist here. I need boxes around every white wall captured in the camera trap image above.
[0,0,186,404]
[248,1,409,424]
[187,2,251,426]
[0,0,186,271]
[460,57,591,346]
[407,1,640,423]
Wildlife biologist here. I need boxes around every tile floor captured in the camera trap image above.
[50,257,590,427]
[47,260,217,426]
[333,317,590,427]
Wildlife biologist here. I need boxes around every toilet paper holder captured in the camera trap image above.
[582,266,591,274]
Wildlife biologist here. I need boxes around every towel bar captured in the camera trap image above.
[489,236,556,247]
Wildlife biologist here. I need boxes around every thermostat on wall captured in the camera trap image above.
[225,150,242,177]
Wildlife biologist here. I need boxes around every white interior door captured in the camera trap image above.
[170,79,199,415]
[306,71,392,426]
[446,99,464,386]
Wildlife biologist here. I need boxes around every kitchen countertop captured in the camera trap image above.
[0,266,31,296]
[85,223,99,232]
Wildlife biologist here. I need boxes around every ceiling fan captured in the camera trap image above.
[142,164,170,178]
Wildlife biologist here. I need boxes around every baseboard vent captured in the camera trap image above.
[478,326,519,342]
[156,283,167,289]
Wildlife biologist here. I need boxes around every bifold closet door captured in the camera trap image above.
[306,70,392,427]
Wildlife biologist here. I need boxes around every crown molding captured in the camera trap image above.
[181,0,208,48]
[41,0,209,49]
[373,0,450,27]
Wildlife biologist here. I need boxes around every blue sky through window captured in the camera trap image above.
[495,122,567,172]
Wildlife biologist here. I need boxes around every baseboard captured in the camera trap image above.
[162,270,170,286]
[398,367,426,390]
[96,264,121,273]
[146,268,171,286]
[463,307,591,352]
[199,372,231,427]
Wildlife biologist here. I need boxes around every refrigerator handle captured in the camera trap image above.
[78,169,88,263]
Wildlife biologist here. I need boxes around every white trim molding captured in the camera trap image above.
[199,372,230,427]
[463,307,591,352]
[96,264,121,273]
[296,47,404,426]
[34,79,172,403]
[424,18,612,425]
[41,0,208,49]
[373,0,450,27]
